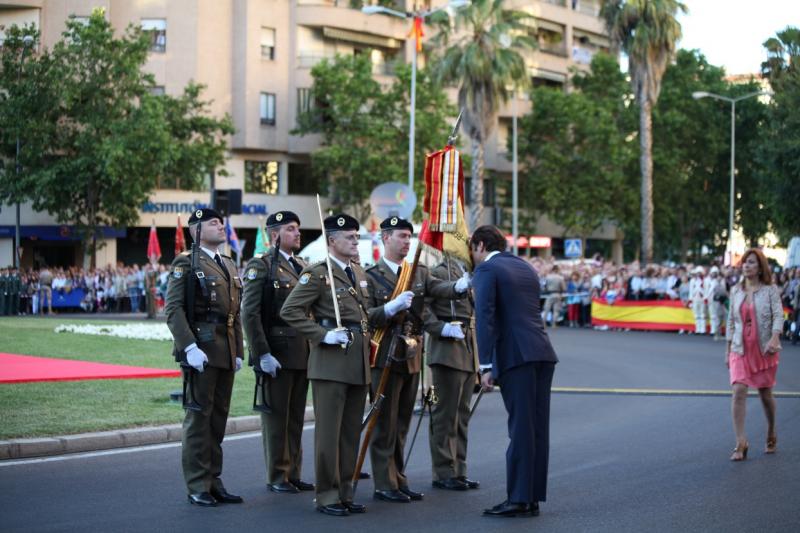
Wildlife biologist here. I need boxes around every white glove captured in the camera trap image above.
[385,290,414,318]
[259,353,281,377]
[441,323,465,340]
[185,344,208,372]
[235,358,243,372]
[322,330,351,345]
[454,272,471,293]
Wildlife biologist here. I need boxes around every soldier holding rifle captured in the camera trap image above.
[364,216,471,504]
[165,207,245,507]
[280,211,372,517]
[241,211,315,494]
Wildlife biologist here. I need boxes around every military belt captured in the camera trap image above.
[318,318,369,336]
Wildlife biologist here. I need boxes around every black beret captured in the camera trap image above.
[267,211,300,228]
[324,213,359,232]
[380,216,413,232]
[188,207,224,225]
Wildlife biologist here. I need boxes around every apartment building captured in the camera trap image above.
[0,0,618,267]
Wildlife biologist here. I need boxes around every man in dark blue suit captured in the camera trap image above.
[470,225,558,518]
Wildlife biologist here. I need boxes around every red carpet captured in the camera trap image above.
[0,353,181,384]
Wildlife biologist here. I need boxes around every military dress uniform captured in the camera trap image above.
[365,217,463,501]
[279,213,372,514]
[145,267,159,318]
[241,211,313,492]
[424,260,479,490]
[164,208,244,506]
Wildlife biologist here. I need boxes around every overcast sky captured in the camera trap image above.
[677,0,800,75]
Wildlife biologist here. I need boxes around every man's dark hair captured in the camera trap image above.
[469,225,507,253]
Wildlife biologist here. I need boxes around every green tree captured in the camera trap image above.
[0,12,233,266]
[517,54,635,247]
[429,0,536,230]
[758,27,800,242]
[293,53,454,221]
[601,0,686,262]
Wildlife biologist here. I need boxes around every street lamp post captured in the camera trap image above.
[14,35,35,270]
[362,0,470,192]
[692,90,772,265]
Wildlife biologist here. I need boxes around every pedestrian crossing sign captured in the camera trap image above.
[564,239,582,258]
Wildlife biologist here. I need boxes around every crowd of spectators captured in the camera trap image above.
[4,255,800,341]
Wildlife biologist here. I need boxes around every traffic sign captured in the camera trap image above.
[564,238,582,258]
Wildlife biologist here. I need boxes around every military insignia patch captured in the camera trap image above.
[276,213,283,222]
[173,267,183,279]
[247,268,257,280]
[337,217,345,227]
[195,209,203,218]
[390,216,398,226]
[299,273,311,285]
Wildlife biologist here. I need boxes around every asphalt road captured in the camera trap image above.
[2,329,799,533]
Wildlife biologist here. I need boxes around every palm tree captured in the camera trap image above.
[601,0,685,262]
[430,0,535,231]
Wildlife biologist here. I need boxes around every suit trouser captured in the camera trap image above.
[692,300,706,333]
[182,365,235,494]
[428,365,474,481]
[260,368,309,485]
[311,379,368,506]
[369,368,419,491]
[498,361,555,503]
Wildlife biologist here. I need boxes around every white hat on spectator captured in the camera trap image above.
[693,266,705,275]
[710,266,720,275]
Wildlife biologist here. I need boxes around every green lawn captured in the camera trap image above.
[0,317,260,440]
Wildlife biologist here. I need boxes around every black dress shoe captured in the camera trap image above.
[342,501,367,514]
[399,486,424,501]
[316,503,350,516]
[289,479,315,491]
[373,489,411,503]
[268,481,300,494]
[432,478,468,491]
[457,476,481,489]
[187,492,217,507]
[482,500,534,517]
[359,471,371,480]
[210,487,243,504]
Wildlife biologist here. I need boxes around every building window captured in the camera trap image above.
[261,27,276,60]
[288,163,319,195]
[150,85,166,96]
[260,92,276,125]
[245,160,279,195]
[141,19,166,53]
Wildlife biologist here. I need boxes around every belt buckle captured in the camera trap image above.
[227,313,234,327]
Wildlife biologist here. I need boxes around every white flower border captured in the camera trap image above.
[55,323,173,342]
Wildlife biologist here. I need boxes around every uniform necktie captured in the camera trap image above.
[214,254,229,280]
[289,256,303,276]
[344,266,356,287]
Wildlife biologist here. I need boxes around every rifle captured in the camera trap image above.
[251,235,279,414]
[180,222,205,412]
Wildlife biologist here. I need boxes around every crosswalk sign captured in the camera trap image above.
[564,238,582,258]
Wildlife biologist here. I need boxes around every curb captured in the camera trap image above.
[0,406,315,460]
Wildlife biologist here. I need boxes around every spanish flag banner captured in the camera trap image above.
[590,298,697,332]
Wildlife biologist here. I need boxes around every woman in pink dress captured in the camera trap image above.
[725,248,784,461]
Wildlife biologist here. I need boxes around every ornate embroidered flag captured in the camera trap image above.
[174,215,186,256]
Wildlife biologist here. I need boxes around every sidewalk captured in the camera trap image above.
[0,407,314,460]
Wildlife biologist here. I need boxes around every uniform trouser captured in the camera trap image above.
[260,368,309,485]
[428,365,474,481]
[182,365,235,494]
[146,292,156,318]
[39,287,52,314]
[499,361,555,504]
[692,300,707,333]
[369,368,419,491]
[543,297,562,327]
[311,379,368,506]
[709,302,725,335]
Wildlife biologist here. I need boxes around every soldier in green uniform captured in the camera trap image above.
[9,269,20,316]
[165,207,245,508]
[365,217,471,504]
[0,268,8,316]
[241,211,314,494]
[424,259,481,491]
[280,213,371,517]
[145,263,159,319]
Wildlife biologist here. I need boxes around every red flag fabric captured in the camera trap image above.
[175,215,186,256]
[370,219,381,264]
[147,220,162,263]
